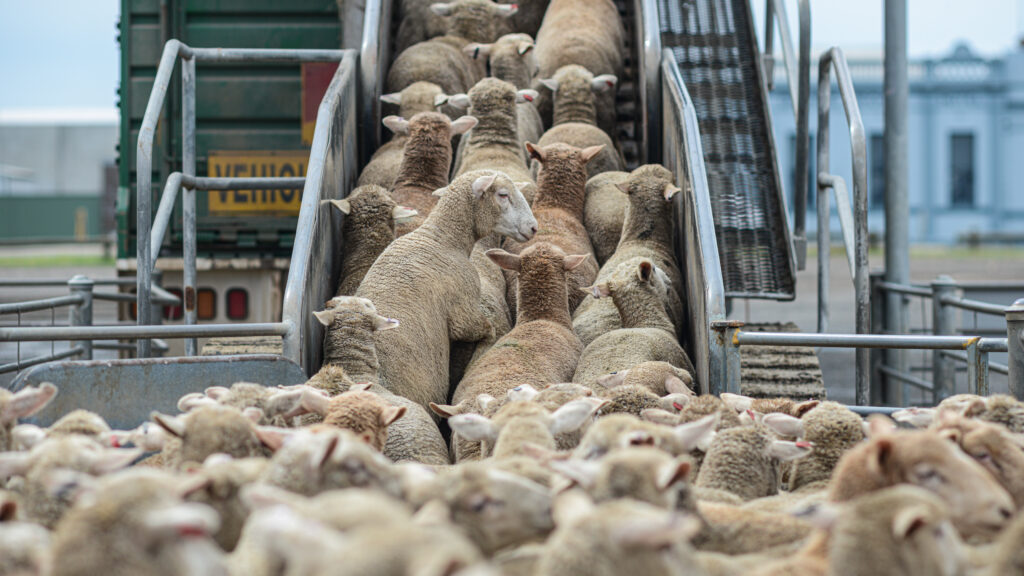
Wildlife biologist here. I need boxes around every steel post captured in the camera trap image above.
[793,0,811,270]
[816,76,831,334]
[182,55,198,356]
[884,0,910,407]
[67,275,94,360]
[931,275,958,401]
[712,321,744,396]
[1006,299,1024,399]
[870,271,887,404]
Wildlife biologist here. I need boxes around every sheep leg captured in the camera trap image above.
[449,304,495,343]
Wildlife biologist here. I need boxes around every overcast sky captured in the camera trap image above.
[0,0,1019,111]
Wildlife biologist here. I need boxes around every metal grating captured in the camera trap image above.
[658,0,795,300]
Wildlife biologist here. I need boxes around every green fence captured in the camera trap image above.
[0,196,105,240]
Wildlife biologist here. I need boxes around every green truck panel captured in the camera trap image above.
[117,0,341,259]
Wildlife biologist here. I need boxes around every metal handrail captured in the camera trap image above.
[359,0,392,166]
[0,295,83,315]
[637,0,662,163]
[661,49,728,395]
[940,295,1009,317]
[0,322,289,342]
[817,47,870,405]
[764,0,811,269]
[135,40,346,357]
[0,347,84,375]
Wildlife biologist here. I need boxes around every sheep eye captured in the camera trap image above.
[498,191,509,199]
[974,451,991,461]
[916,468,943,484]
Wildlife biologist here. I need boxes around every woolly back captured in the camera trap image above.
[604,258,673,330]
[395,112,454,192]
[619,165,675,245]
[695,424,777,500]
[396,81,446,120]
[488,33,538,89]
[514,242,574,326]
[440,0,515,43]
[467,78,519,141]
[343,185,397,237]
[533,143,589,213]
[321,299,381,378]
[551,64,599,126]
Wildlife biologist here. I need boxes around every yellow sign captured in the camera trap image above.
[207,151,308,215]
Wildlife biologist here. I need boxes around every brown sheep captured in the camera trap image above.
[361,82,450,190]
[503,142,603,314]
[538,64,618,137]
[386,112,478,237]
[463,33,545,149]
[356,170,537,411]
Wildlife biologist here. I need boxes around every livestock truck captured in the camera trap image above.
[8,0,857,428]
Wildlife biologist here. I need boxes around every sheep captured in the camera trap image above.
[963,394,1024,433]
[150,405,268,469]
[0,382,57,452]
[694,423,812,502]
[720,393,821,420]
[280,386,407,453]
[546,446,693,509]
[310,296,450,466]
[827,427,1015,539]
[503,143,602,314]
[322,520,490,576]
[776,402,865,493]
[329,185,417,296]
[240,483,413,532]
[533,0,624,131]
[50,468,225,576]
[454,78,539,203]
[445,397,606,460]
[444,243,589,460]
[461,236,515,371]
[180,454,269,552]
[385,112,478,237]
[0,435,141,528]
[987,508,1024,575]
[573,165,686,347]
[361,82,450,190]
[395,0,517,55]
[463,33,545,150]
[176,382,300,428]
[538,64,619,140]
[593,360,695,397]
[752,485,968,576]
[572,258,694,386]
[11,408,113,451]
[583,170,629,265]
[498,0,548,37]
[355,170,537,412]
[934,413,1024,508]
[572,412,719,462]
[533,122,622,180]
[0,522,50,576]
[536,491,705,576]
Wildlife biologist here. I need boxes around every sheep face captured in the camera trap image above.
[471,172,537,242]
[830,430,1015,537]
[484,33,539,89]
[936,415,1024,509]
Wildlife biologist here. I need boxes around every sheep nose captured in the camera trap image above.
[530,226,537,234]
[999,506,1013,520]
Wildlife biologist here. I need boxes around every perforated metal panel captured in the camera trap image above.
[658,0,795,300]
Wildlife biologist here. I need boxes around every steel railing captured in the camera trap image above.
[763,0,811,270]
[661,49,729,395]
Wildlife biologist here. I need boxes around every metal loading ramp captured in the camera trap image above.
[658,0,796,300]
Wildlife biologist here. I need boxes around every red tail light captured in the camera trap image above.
[163,288,183,321]
[226,288,249,320]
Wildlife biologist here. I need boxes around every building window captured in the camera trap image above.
[870,133,885,208]
[950,133,974,207]
[789,134,816,210]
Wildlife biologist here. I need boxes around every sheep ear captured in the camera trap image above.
[893,506,932,540]
[471,173,498,198]
[657,459,692,491]
[496,2,518,16]
[892,408,935,429]
[382,115,410,135]
[793,400,820,418]
[720,392,753,413]
[242,407,264,424]
[463,43,493,60]
[637,260,655,282]
[673,414,719,452]
[380,405,407,427]
[392,205,418,223]
[177,392,217,413]
[89,447,144,475]
[549,398,607,435]
[254,426,294,452]
[261,389,306,420]
[447,93,471,109]
[448,414,499,442]
[579,145,605,164]
[0,499,16,522]
[313,433,341,470]
[583,283,611,299]
[433,93,450,107]
[614,180,630,194]
[768,440,813,461]
[525,141,544,163]
[2,382,57,424]
[429,2,454,16]
[300,388,330,417]
[962,398,987,418]
[591,74,618,92]
[665,374,693,395]
[380,92,402,105]
[562,253,589,271]
[151,411,186,439]
[429,402,460,418]
[611,513,702,548]
[516,89,538,104]
[328,198,351,215]
[641,408,678,426]
[485,249,522,272]
[507,384,539,402]
[664,183,682,201]
[867,414,898,437]
[518,42,534,55]
[205,386,230,400]
[449,115,478,135]
[431,186,449,198]
[538,78,559,92]
[792,502,840,530]
[762,413,805,438]
[373,314,401,331]
[313,309,335,327]
[11,424,46,451]
[595,370,629,389]
[547,459,600,489]
[476,393,497,412]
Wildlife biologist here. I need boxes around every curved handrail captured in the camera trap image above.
[817,46,870,405]
[660,49,728,394]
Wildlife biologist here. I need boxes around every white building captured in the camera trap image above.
[769,42,1024,244]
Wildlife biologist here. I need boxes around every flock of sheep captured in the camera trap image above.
[2,0,1023,574]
